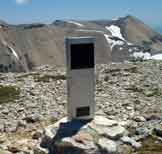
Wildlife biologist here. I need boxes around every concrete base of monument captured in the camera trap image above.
[40,115,136,154]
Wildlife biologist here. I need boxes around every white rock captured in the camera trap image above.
[118,120,130,127]
[98,137,117,154]
[95,125,126,140]
[43,125,56,140]
[94,116,118,127]
[126,106,133,110]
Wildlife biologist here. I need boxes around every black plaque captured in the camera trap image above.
[70,43,94,69]
[76,106,90,117]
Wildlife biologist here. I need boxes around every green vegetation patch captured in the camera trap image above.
[0,85,20,104]
[143,87,162,97]
[34,74,66,82]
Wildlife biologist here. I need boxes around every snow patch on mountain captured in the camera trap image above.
[132,52,162,60]
[129,48,133,52]
[8,46,19,60]
[105,25,133,47]
[67,21,84,27]
[132,52,151,60]
[105,25,125,41]
[104,34,124,49]
[151,54,162,60]
[1,39,19,60]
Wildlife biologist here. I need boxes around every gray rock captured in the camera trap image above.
[121,136,141,149]
[17,120,27,128]
[50,111,60,122]
[17,107,25,112]
[0,134,6,144]
[144,114,161,121]
[135,127,150,136]
[59,137,98,154]
[1,62,162,153]
[2,109,9,114]
[0,149,12,154]
[4,121,18,133]
[94,125,126,140]
[23,114,42,123]
[93,116,118,127]
[41,119,65,148]
[133,116,146,122]
[98,138,117,154]
[41,116,127,154]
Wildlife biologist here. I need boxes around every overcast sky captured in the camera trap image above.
[0,0,162,28]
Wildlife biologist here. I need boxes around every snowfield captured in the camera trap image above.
[104,34,124,49]
[105,25,125,41]
[151,54,162,60]
[105,24,133,47]
[132,52,151,60]
[76,28,125,50]
[132,52,162,60]
[128,48,133,52]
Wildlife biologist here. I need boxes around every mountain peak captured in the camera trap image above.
[115,15,139,23]
[125,15,136,19]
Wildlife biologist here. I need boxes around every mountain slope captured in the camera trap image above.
[0,15,162,72]
[92,15,162,62]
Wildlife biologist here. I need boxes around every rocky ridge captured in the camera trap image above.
[0,15,162,72]
[0,60,162,153]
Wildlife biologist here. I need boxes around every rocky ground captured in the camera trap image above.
[1,60,162,153]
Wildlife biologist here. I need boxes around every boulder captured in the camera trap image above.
[92,124,126,140]
[98,138,117,154]
[93,116,118,127]
[121,136,141,149]
[41,116,126,154]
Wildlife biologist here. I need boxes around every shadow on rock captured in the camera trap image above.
[41,118,91,154]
